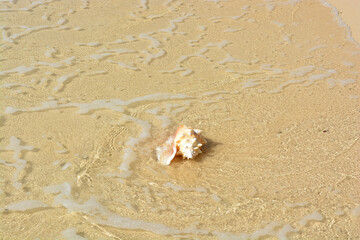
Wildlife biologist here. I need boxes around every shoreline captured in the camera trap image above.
[325,0,360,45]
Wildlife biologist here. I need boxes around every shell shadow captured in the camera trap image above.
[194,137,220,163]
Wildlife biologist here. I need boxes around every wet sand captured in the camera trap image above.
[327,0,360,43]
[1,0,359,239]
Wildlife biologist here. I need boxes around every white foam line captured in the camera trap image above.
[160,65,185,73]
[5,200,48,211]
[42,182,299,238]
[308,44,328,52]
[34,56,77,68]
[80,0,88,9]
[4,93,191,179]
[4,93,191,115]
[108,35,138,45]
[0,136,34,189]
[0,83,31,89]
[107,60,139,71]
[156,115,171,127]
[138,0,148,10]
[218,54,249,65]
[77,42,100,47]
[89,53,112,60]
[42,176,319,238]
[163,0,182,11]
[289,66,315,77]
[61,162,71,170]
[2,19,72,44]
[138,32,161,48]
[160,65,193,77]
[272,20,285,27]
[261,66,283,74]
[45,47,58,58]
[39,77,49,86]
[0,0,14,3]
[8,25,51,42]
[223,28,242,33]
[4,100,125,115]
[163,182,208,193]
[181,69,193,76]
[163,0,175,7]
[43,182,209,236]
[177,48,208,64]
[99,48,137,54]
[327,78,356,88]
[269,79,306,93]
[2,29,14,43]
[206,40,232,48]
[57,18,67,25]
[159,13,194,35]
[0,65,37,76]
[61,228,87,240]
[86,70,107,76]
[142,49,166,64]
[123,93,191,106]
[298,211,324,226]
[118,116,151,178]
[320,0,360,48]
[146,14,163,20]
[188,33,206,46]
[53,71,80,93]
[0,0,57,12]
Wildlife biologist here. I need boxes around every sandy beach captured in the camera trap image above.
[1,0,359,239]
[327,0,360,43]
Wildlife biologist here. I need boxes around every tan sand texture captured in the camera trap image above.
[327,0,360,43]
[1,0,359,239]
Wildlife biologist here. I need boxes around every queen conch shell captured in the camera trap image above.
[156,125,207,165]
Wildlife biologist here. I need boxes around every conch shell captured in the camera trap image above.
[156,125,207,165]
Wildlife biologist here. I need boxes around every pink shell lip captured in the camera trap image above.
[156,125,206,165]
[156,142,177,166]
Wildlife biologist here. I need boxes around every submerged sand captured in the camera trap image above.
[1,0,359,239]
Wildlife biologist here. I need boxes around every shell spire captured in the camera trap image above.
[156,125,207,165]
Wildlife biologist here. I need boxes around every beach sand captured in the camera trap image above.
[1,0,359,239]
[327,0,360,43]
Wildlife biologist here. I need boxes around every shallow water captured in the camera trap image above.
[1,0,360,239]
